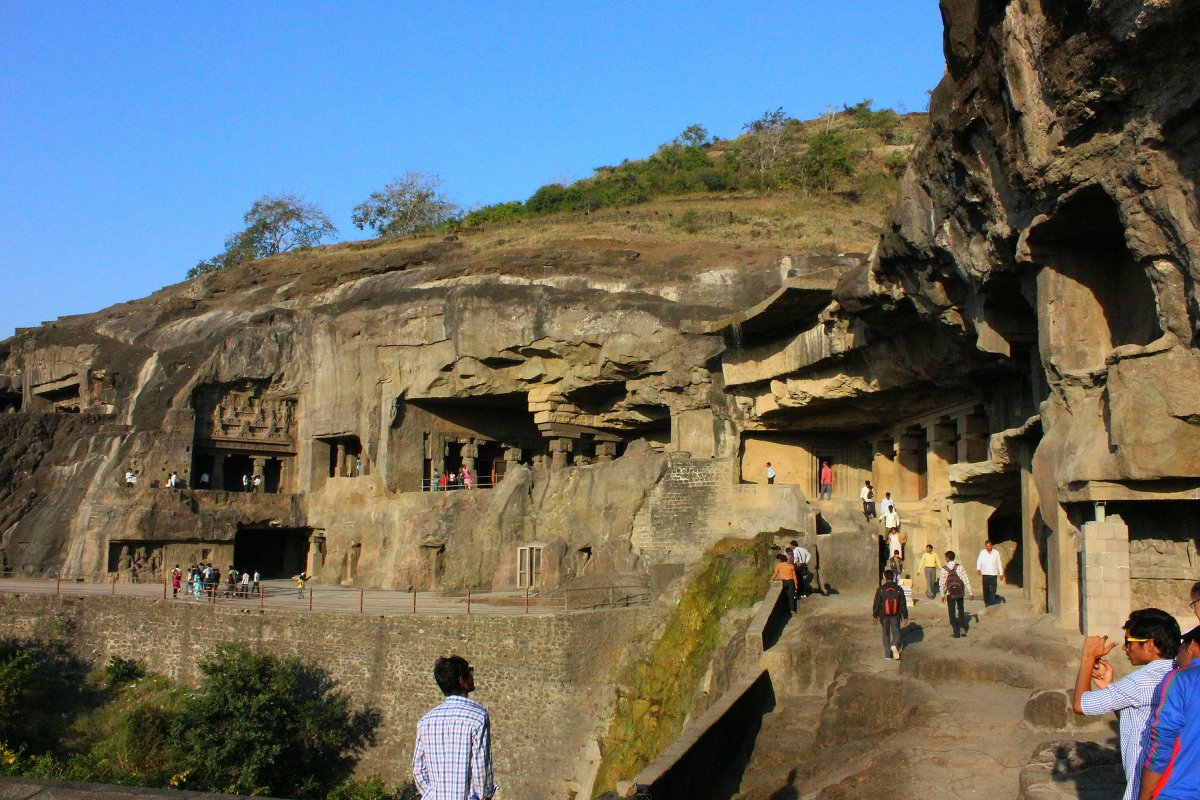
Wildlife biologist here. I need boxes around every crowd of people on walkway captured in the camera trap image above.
[769,540,813,614]
[429,466,474,491]
[170,563,261,601]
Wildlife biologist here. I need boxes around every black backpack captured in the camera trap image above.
[880,584,904,617]
[944,565,965,599]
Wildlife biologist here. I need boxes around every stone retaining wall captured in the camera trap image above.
[0,594,656,799]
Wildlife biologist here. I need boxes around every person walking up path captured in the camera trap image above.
[939,551,974,638]
[771,554,798,614]
[873,569,908,660]
[918,545,941,599]
[818,461,833,500]
[976,540,1004,605]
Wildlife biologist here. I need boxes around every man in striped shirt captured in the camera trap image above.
[1138,625,1200,800]
[412,655,496,800]
[1072,609,1180,800]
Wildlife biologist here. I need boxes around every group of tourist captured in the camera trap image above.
[769,540,814,613]
[429,466,473,491]
[1071,581,1200,800]
[170,563,260,601]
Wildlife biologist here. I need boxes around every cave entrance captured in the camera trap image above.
[1029,188,1161,373]
[233,527,311,579]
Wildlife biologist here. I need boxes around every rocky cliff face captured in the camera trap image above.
[2,0,1196,633]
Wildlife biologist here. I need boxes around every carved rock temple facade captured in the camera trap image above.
[1,1,1198,636]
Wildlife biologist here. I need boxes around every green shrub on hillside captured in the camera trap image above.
[170,642,379,799]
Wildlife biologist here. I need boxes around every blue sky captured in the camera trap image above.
[0,1,946,339]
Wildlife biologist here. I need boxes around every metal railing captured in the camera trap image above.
[0,575,650,616]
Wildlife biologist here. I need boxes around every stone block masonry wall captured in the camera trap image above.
[632,454,812,567]
[0,595,656,799]
[1080,520,1131,636]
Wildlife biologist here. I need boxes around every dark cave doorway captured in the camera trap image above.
[233,527,310,579]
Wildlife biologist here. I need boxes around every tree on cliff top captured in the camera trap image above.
[169,642,379,799]
[188,193,338,279]
[351,172,460,237]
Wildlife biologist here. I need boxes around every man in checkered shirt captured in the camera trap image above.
[413,655,496,800]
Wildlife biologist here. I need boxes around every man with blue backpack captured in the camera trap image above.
[873,568,908,660]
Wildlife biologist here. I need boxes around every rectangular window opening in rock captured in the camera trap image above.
[518,545,543,589]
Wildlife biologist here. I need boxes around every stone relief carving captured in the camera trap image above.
[1130,538,1195,581]
[194,384,296,445]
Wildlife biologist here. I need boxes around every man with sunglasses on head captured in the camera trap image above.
[1072,608,1180,800]
[413,655,496,800]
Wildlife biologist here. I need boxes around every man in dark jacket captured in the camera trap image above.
[872,569,909,660]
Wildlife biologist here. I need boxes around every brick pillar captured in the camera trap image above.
[1080,517,1131,636]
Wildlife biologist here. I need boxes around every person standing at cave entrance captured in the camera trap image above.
[171,565,182,598]
[765,462,775,485]
[1073,608,1179,800]
[242,473,250,492]
[412,655,496,800]
[939,551,974,638]
[819,460,833,500]
[918,544,941,599]
[861,480,876,520]
[431,468,440,492]
[296,572,307,599]
[976,540,1005,606]
[873,568,908,660]
[463,466,472,490]
[771,553,798,614]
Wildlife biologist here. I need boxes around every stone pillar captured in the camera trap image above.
[872,439,894,495]
[251,457,266,493]
[279,459,291,494]
[504,447,522,467]
[335,443,347,477]
[595,441,618,462]
[1079,518,1131,636]
[925,420,957,495]
[211,455,225,491]
[1019,447,1047,613]
[461,440,479,473]
[573,453,591,467]
[894,432,923,499]
[549,438,573,469]
[307,533,326,576]
[531,454,547,470]
[957,411,990,463]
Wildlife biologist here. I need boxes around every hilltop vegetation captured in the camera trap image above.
[192,102,925,279]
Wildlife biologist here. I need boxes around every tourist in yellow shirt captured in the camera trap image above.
[917,544,942,599]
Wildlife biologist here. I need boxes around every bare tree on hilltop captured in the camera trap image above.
[351,172,460,238]
[188,193,338,278]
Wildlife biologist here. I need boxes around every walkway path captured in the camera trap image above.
[0,577,647,616]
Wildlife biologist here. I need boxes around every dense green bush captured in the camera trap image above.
[170,642,379,799]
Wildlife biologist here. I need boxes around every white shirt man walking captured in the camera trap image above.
[976,540,1004,606]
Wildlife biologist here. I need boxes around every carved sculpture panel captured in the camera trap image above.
[194,383,296,449]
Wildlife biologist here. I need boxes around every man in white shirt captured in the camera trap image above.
[860,481,875,520]
[976,540,1004,606]
[789,540,813,597]
[765,462,776,485]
